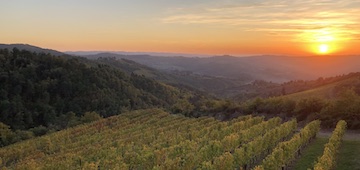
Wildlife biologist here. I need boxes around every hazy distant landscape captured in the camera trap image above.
[1,44,359,169]
[1,0,360,169]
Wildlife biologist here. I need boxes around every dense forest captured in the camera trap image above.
[0,48,228,146]
[0,48,179,128]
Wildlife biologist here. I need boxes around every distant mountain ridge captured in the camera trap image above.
[2,44,360,98]
[83,52,360,83]
[3,44,360,84]
[0,43,64,56]
[93,57,247,97]
[66,51,212,58]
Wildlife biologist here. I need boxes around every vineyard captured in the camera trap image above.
[0,109,349,170]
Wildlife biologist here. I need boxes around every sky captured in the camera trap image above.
[1,0,360,56]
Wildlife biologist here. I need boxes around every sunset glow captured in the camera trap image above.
[1,0,360,55]
[319,44,329,54]
[305,29,338,55]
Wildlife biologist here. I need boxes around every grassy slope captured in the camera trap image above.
[336,140,360,170]
[294,137,360,170]
[293,137,328,170]
[283,76,360,100]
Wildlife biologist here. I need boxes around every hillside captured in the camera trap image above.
[1,109,354,169]
[282,74,360,100]
[230,72,360,101]
[94,57,247,97]
[0,109,294,169]
[0,48,222,145]
[81,52,360,98]
[0,44,64,56]
[1,44,359,135]
[82,53,360,83]
[6,44,360,99]
[238,73,360,129]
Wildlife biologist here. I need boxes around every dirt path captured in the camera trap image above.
[318,129,360,141]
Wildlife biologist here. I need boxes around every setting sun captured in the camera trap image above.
[2,1,360,169]
[305,29,343,55]
[319,44,329,54]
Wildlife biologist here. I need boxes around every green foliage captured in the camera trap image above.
[240,89,359,129]
[81,112,102,124]
[199,140,224,161]
[29,125,48,136]
[213,152,234,170]
[283,73,360,100]
[197,161,215,170]
[294,97,327,121]
[0,109,286,169]
[232,119,297,169]
[293,137,328,170]
[0,122,34,147]
[13,130,34,141]
[1,48,224,146]
[2,110,335,170]
[313,120,347,170]
[320,90,360,129]
[336,140,360,170]
[259,120,321,170]
[0,122,15,147]
[171,99,195,116]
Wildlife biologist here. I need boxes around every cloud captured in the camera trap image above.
[162,0,360,42]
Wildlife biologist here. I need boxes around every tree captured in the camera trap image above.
[171,99,195,116]
[0,122,15,146]
[81,112,102,124]
[294,97,326,121]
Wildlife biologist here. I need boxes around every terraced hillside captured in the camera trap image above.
[0,109,349,170]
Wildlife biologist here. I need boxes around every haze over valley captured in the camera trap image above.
[1,0,360,169]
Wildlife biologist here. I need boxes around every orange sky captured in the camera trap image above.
[1,0,360,56]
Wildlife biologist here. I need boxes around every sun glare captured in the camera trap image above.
[304,29,342,55]
[319,44,329,54]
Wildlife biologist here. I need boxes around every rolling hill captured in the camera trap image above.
[79,52,360,98]
[281,73,360,100]
[81,52,360,83]
[0,44,359,169]
[1,44,359,131]
[0,44,64,56]
[4,44,360,99]
[236,73,360,129]
[94,57,247,97]
[0,47,222,146]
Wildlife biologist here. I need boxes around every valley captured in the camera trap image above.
[2,0,360,169]
[0,44,359,170]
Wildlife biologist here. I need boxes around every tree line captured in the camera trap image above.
[0,48,210,145]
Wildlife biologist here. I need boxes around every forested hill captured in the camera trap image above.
[94,57,247,98]
[0,48,194,134]
[0,44,64,56]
